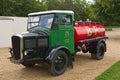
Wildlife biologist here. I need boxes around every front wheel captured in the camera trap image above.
[49,50,68,76]
[91,42,105,60]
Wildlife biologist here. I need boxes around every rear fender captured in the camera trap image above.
[97,39,107,52]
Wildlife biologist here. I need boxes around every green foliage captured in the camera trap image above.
[96,61,120,80]
[0,0,119,26]
[46,0,93,21]
[0,0,47,16]
[0,0,92,21]
[93,0,120,26]
[105,26,120,28]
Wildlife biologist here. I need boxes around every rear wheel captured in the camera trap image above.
[49,50,68,76]
[91,42,105,60]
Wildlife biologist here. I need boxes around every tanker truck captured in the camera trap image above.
[9,10,108,75]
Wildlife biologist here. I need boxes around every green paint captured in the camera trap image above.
[49,13,75,53]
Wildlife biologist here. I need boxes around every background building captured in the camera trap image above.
[0,16,27,48]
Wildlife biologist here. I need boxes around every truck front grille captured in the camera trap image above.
[25,39,36,49]
[38,38,48,47]
[12,36,20,60]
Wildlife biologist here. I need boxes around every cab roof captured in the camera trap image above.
[28,10,74,16]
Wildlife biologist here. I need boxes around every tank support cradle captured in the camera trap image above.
[78,36,108,44]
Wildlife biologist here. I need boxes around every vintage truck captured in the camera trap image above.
[9,10,108,75]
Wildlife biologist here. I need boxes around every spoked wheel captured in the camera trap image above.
[49,50,68,76]
[91,42,105,60]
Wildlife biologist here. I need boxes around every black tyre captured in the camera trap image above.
[22,63,35,67]
[91,42,105,60]
[49,50,68,76]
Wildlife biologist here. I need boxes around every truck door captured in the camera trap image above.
[58,14,74,53]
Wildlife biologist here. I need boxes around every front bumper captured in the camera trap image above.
[10,56,44,64]
[9,57,22,64]
[9,48,44,64]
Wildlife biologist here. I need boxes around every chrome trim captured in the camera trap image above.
[15,34,23,38]
[13,34,24,59]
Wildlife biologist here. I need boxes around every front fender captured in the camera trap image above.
[45,46,70,61]
[45,46,73,68]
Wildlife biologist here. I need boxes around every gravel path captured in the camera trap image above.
[0,31,120,80]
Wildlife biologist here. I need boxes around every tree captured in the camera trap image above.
[93,0,120,26]
[0,0,47,16]
[0,0,17,16]
[46,0,92,21]
[0,0,99,25]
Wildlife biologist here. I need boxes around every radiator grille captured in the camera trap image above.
[12,36,20,60]
[25,39,36,49]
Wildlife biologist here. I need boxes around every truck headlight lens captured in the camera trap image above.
[24,51,27,56]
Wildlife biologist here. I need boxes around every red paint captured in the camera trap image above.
[74,22,105,47]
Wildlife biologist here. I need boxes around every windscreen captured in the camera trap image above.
[28,14,55,30]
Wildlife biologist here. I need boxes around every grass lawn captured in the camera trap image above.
[96,61,120,80]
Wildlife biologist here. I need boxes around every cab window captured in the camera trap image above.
[60,15,72,25]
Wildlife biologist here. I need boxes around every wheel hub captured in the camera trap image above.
[54,56,65,71]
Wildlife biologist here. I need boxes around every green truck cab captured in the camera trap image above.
[9,10,108,75]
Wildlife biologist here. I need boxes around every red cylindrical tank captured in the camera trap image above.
[74,22,105,46]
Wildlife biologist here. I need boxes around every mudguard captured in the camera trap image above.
[45,46,73,68]
[97,39,107,52]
